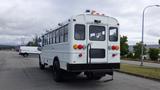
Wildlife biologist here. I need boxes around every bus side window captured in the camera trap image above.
[56,30,60,43]
[64,25,68,42]
[44,35,45,45]
[51,32,52,44]
[46,35,48,45]
[52,31,55,44]
[45,35,47,45]
[49,33,51,44]
[42,36,44,46]
[60,27,64,43]
[51,32,53,44]
[44,35,48,45]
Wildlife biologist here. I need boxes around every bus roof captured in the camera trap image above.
[43,14,119,36]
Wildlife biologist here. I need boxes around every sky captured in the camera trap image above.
[0,0,160,45]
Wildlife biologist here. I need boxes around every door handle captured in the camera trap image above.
[87,43,92,64]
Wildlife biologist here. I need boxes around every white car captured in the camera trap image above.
[19,46,41,57]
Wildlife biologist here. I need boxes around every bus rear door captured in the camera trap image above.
[86,25,108,64]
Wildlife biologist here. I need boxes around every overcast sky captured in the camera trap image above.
[0,0,160,45]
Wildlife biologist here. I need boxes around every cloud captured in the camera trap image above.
[0,0,160,45]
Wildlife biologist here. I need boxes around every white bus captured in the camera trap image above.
[39,11,120,82]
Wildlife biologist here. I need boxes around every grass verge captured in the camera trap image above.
[119,64,160,81]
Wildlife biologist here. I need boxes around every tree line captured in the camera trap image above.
[121,36,160,61]
[26,35,40,46]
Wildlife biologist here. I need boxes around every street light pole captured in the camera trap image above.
[141,5,160,66]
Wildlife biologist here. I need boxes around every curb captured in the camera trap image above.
[116,70,160,82]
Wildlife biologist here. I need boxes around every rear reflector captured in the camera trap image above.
[79,53,82,57]
[73,44,78,49]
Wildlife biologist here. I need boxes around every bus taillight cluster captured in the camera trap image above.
[73,44,85,49]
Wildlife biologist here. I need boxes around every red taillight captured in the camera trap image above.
[112,45,119,50]
[116,46,119,50]
[77,44,84,49]
[112,45,116,50]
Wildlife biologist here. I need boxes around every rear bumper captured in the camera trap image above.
[67,63,120,72]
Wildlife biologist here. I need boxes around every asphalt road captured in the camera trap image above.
[0,50,160,90]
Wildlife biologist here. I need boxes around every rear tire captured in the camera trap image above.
[53,60,63,82]
[86,72,103,80]
[39,55,45,70]
[22,53,28,57]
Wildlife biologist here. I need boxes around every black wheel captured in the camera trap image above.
[23,53,28,57]
[39,55,45,70]
[53,60,63,82]
[86,72,102,80]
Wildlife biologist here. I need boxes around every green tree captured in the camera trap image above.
[27,41,34,46]
[120,36,129,57]
[159,39,160,45]
[127,52,134,58]
[133,42,147,59]
[33,35,39,46]
[148,48,159,61]
[26,35,39,46]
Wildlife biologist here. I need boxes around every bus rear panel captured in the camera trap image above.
[67,14,120,72]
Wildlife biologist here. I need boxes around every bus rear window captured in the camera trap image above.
[109,27,118,41]
[89,25,105,41]
[74,24,85,40]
